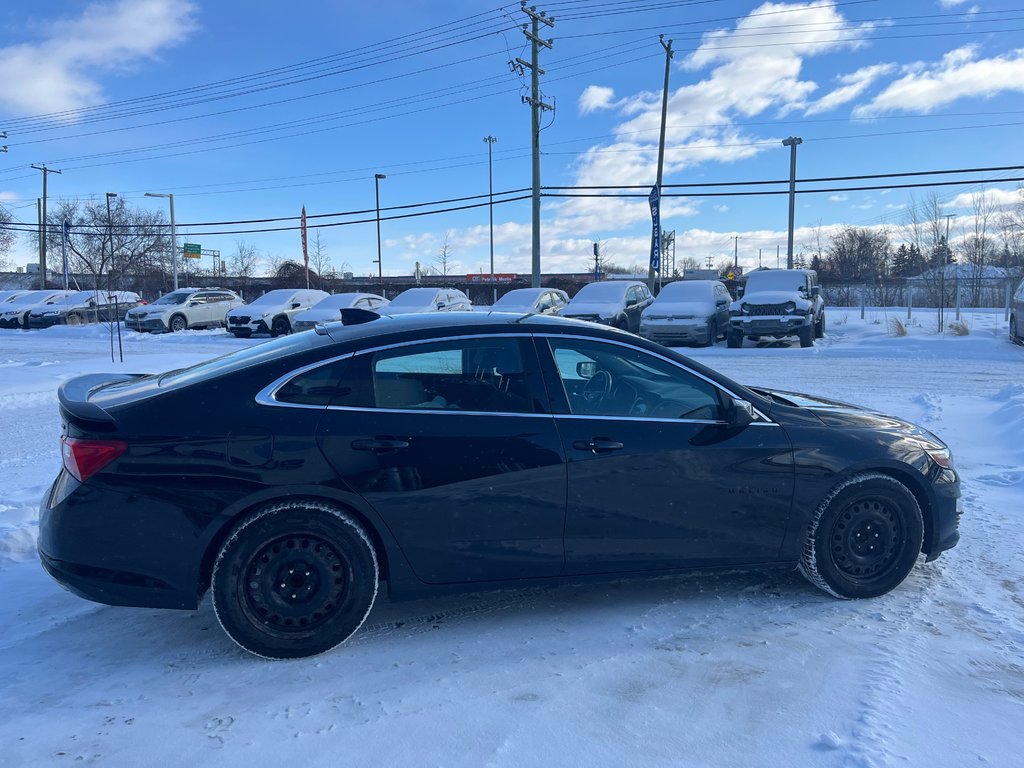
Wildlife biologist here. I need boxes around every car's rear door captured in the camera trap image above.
[315,334,567,584]
[537,334,794,572]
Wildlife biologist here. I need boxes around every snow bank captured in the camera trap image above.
[0,493,41,566]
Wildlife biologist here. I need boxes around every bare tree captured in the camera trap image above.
[958,191,998,306]
[433,230,457,283]
[308,230,332,288]
[230,240,261,278]
[0,204,16,267]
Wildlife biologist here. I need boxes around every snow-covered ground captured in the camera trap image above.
[0,310,1022,767]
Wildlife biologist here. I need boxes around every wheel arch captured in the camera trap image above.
[169,312,187,330]
[196,488,411,604]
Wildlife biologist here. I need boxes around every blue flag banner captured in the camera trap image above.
[648,185,661,273]
[61,219,71,290]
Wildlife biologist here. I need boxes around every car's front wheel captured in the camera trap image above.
[169,314,188,332]
[212,501,379,659]
[799,473,924,599]
[726,329,743,348]
[798,325,814,347]
[815,313,825,339]
[271,316,291,337]
[1011,316,1020,345]
[701,319,718,347]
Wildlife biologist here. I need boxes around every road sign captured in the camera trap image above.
[727,271,735,280]
[183,243,202,260]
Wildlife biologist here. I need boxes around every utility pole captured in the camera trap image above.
[31,163,62,289]
[648,35,674,292]
[782,137,802,269]
[374,173,386,289]
[733,236,740,272]
[145,192,177,290]
[518,2,554,288]
[484,135,498,303]
[593,242,600,280]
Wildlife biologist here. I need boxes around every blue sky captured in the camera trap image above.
[1,0,1023,278]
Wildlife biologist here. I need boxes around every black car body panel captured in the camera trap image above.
[39,312,961,611]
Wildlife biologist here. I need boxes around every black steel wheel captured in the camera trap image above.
[798,325,814,348]
[799,473,924,599]
[815,313,826,339]
[726,329,743,348]
[169,314,188,332]
[271,316,291,337]
[212,501,378,659]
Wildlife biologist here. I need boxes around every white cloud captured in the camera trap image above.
[947,187,1022,209]
[937,0,968,6]
[828,194,849,202]
[578,85,616,115]
[805,63,896,115]
[714,205,730,213]
[0,0,196,116]
[558,2,875,237]
[853,45,1024,117]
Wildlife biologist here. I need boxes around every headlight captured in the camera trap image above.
[925,447,954,469]
[740,303,750,314]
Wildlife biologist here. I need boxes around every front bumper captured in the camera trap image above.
[926,476,962,561]
[126,316,169,332]
[27,315,66,328]
[0,317,25,328]
[227,317,270,335]
[640,320,711,344]
[729,314,811,337]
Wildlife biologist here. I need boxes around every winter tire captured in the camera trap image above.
[798,325,814,348]
[815,314,825,339]
[799,473,924,599]
[212,500,379,659]
[271,316,291,337]
[1011,316,1020,345]
[726,330,743,348]
[169,314,188,332]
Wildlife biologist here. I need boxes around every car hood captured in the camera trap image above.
[227,304,287,317]
[643,301,712,318]
[733,290,812,309]
[384,305,437,314]
[563,301,621,316]
[755,387,945,442]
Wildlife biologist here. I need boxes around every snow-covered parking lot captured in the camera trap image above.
[1,309,1022,768]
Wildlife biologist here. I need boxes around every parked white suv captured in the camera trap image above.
[727,269,825,348]
[225,289,329,337]
[125,288,244,333]
[293,292,389,331]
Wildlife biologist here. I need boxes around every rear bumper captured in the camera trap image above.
[38,471,204,610]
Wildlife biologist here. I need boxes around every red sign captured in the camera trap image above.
[466,273,517,283]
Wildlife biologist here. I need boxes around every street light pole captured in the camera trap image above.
[484,135,498,303]
[374,173,386,290]
[105,192,117,287]
[145,192,177,290]
[782,136,802,270]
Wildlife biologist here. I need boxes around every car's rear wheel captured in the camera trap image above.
[271,316,291,337]
[66,313,83,326]
[169,314,188,332]
[799,473,924,599]
[798,325,814,347]
[212,501,379,659]
[1011,316,1020,345]
[726,329,743,348]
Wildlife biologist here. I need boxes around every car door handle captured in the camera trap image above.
[573,438,624,453]
[351,438,410,453]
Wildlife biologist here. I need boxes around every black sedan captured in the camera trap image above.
[39,311,961,658]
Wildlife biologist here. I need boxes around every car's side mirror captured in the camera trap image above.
[626,297,638,307]
[436,302,446,310]
[188,300,199,307]
[811,285,821,298]
[291,302,301,309]
[727,398,756,429]
[577,361,598,379]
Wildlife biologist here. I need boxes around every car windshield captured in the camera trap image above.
[311,294,362,310]
[658,283,711,302]
[493,290,540,309]
[745,271,807,292]
[389,289,438,306]
[152,290,194,306]
[248,291,295,307]
[7,290,57,305]
[571,282,629,301]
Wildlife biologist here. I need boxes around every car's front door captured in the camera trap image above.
[316,335,567,584]
[538,335,794,572]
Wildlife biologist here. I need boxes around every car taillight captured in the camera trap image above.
[61,436,127,482]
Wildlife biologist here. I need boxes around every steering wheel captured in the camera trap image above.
[581,370,612,405]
